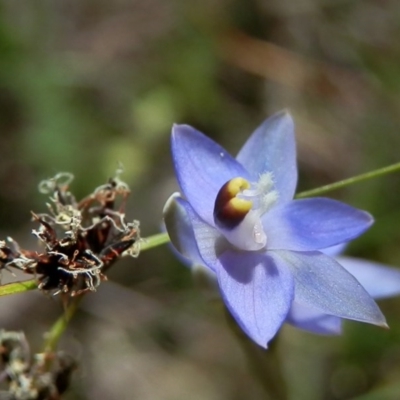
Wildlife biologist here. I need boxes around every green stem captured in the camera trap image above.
[0,280,37,296]
[296,161,400,198]
[43,296,82,353]
[140,232,170,251]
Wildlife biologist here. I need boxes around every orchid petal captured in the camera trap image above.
[264,198,373,251]
[286,301,342,335]
[163,193,223,296]
[171,124,249,225]
[163,193,204,267]
[338,256,400,299]
[322,243,348,257]
[236,111,297,203]
[273,250,387,327]
[165,195,223,272]
[216,251,294,348]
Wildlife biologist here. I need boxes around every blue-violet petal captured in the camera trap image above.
[338,256,400,300]
[216,251,294,348]
[236,111,297,203]
[272,250,387,327]
[163,193,205,267]
[172,124,249,226]
[263,198,373,251]
[286,301,342,335]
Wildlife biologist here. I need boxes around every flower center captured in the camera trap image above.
[213,174,278,251]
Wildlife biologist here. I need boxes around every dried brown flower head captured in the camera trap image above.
[0,170,140,297]
[0,330,77,400]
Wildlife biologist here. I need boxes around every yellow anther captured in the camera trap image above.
[226,177,250,197]
[214,177,253,229]
[229,197,252,213]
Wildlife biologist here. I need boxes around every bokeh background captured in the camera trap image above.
[1,0,400,399]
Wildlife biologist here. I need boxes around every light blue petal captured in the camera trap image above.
[272,250,387,327]
[338,256,400,300]
[236,111,297,203]
[171,124,250,226]
[263,198,373,251]
[166,194,223,272]
[163,194,221,295]
[163,193,204,267]
[216,251,294,348]
[322,243,347,257]
[286,301,342,335]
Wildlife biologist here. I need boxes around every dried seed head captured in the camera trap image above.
[0,170,140,297]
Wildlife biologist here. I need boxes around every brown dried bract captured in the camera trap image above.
[0,170,140,297]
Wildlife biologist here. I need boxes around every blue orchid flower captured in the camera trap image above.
[287,244,400,335]
[163,111,389,348]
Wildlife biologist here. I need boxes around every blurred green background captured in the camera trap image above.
[1,0,400,399]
